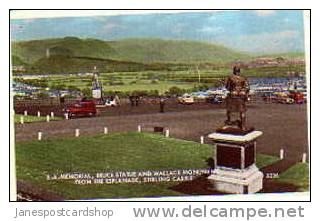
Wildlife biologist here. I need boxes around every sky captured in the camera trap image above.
[10,10,306,54]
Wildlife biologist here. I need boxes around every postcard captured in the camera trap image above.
[10,10,310,201]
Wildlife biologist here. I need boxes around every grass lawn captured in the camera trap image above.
[44,74,197,92]
[14,114,63,123]
[256,154,279,168]
[277,163,309,191]
[15,132,279,199]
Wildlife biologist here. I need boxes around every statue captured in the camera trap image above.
[224,66,250,130]
[208,66,263,194]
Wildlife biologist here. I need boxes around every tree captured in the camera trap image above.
[193,84,209,92]
[37,92,49,98]
[68,85,81,91]
[81,88,92,97]
[148,90,159,97]
[167,86,184,96]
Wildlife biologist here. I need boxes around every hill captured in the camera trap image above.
[107,38,248,63]
[11,37,117,64]
[11,55,26,65]
[11,37,249,66]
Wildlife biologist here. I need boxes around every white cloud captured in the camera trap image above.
[208,15,217,21]
[171,23,185,34]
[255,10,276,16]
[103,23,122,30]
[284,18,291,23]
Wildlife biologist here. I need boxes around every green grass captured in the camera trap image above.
[256,154,279,168]
[15,132,212,199]
[45,73,197,92]
[15,132,283,199]
[104,81,195,92]
[277,163,309,191]
[14,114,62,123]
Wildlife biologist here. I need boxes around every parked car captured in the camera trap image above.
[289,91,305,104]
[206,94,223,104]
[178,94,194,105]
[275,93,294,104]
[104,99,117,107]
[277,97,295,104]
[65,100,97,118]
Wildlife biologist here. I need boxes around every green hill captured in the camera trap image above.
[108,38,248,63]
[12,37,249,66]
[11,37,117,64]
[11,55,26,65]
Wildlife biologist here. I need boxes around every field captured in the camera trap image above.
[44,72,199,92]
[16,132,281,200]
[14,64,305,95]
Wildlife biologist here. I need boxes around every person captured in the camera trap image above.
[225,66,250,129]
[114,94,121,106]
[59,96,65,104]
[159,97,166,113]
[129,95,134,107]
[134,95,140,106]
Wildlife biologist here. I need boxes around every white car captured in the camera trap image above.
[104,99,117,107]
[178,94,194,104]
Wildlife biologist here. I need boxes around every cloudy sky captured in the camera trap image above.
[10,10,306,54]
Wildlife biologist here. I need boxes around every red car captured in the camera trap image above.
[65,100,97,118]
[289,91,305,104]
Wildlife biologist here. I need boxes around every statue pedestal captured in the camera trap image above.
[207,130,263,194]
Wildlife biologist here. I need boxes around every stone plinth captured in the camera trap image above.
[207,130,263,194]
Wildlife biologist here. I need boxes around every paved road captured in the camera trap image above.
[14,102,309,162]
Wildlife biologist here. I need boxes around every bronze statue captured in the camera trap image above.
[225,66,250,130]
